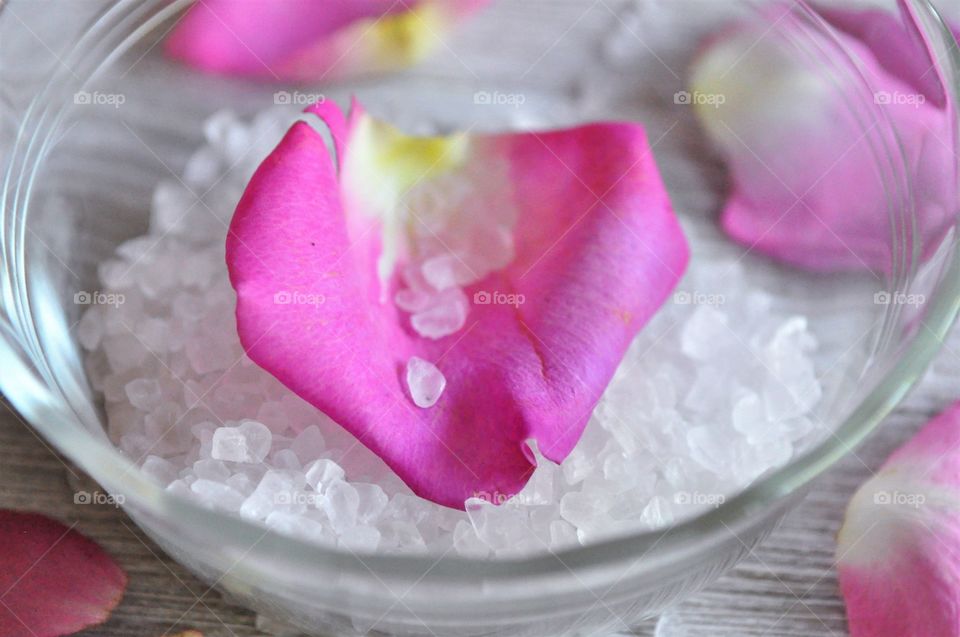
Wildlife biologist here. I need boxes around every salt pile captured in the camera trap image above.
[79,108,825,557]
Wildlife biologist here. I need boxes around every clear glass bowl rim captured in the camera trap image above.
[1,0,959,584]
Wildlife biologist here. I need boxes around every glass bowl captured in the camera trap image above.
[1,0,959,635]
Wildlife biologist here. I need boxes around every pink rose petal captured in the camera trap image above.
[838,401,960,637]
[226,100,688,508]
[0,510,127,637]
[165,0,490,82]
[691,3,956,274]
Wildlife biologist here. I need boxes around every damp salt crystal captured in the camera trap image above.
[211,420,272,463]
[304,458,345,493]
[405,357,446,408]
[322,480,360,533]
[410,288,469,339]
[290,426,326,464]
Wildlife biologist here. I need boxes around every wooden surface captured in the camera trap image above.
[3,0,960,635]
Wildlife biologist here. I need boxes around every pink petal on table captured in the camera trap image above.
[0,510,127,637]
[165,0,490,82]
[690,3,956,274]
[227,100,688,508]
[838,402,960,637]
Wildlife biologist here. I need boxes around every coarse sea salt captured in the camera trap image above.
[79,108,830,558]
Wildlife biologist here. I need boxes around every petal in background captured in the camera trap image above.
[689,4,955,274]
[226,100,688,508]
[838,402,960,637]
[0,510,127,637]
[165,0,490,82]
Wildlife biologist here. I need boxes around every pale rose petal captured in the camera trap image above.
[226,99,688,508]
[838,402,960,637]
[165,0,491,82]
[690,4,955,273]
[0,510,127,637]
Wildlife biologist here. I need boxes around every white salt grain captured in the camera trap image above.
[410,289,469,339]
[304,458,345,493]
[405,357,446,408]
[211,421,272,463]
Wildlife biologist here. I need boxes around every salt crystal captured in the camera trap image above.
[680,305,732,360]
[271,448,301,471]
[103,334,148,373]
[322,480,360,533]
[549,520,579,547]
[190,479,245,512]
[304,459,345,492]
[338,525,381,552]
[410,288,469,339]
[421,253,476,290]
[639,495,674,527]
[405,357,446,408]
[265,511,331,543]
[226,473,255,496]
[354,483,389,523]
[193,458,231,482]
[466,498,539,554]
[141,455,179,486]
[124,378,163,411]
[211,420,272,463]
[732,392,768,442]
[240,470,306,520]
[76,309,103,351]
[380,520,427,553]
[166,479,192,498]
[290,426,325,464]
[394,287,434,313]
[452,520,489,558]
